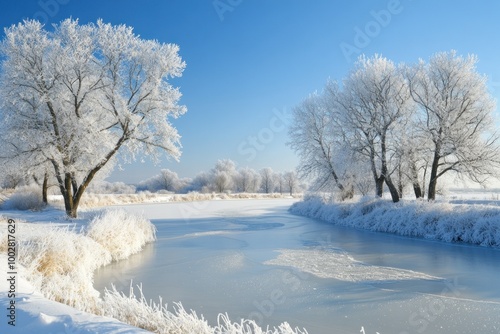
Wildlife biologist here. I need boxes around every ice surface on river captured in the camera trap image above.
[265,248,442,283]
[93,199,500,334]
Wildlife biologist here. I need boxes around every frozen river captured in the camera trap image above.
[94,199,500,334]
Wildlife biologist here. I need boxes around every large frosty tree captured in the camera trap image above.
[0,19,186,217]
[406,51,500,200]
[335,55,413,203]
[288,91,353,199]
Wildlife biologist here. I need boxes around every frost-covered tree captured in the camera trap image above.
[0,171,25,190]
[274,172,285,195]
[283,171,299,196]
[235,167,261,193]
[260,167,276,194]
[0,19,186,217]
[211,159,237,193]
[288,91,353,199]
[406,51,500,200]
[185,171,211,193]
[335,55,414,203]
[0,135,52,201]
[137,169,184,193]
[158,169,182,192]
[392,123,428,199]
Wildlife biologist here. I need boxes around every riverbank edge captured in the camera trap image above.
[290,195,500,248]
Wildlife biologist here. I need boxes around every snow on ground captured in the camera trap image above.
[0,208,157,333]
[0,256,151,333]
[290,191,500,248]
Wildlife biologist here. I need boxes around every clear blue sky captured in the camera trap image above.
[1,0,500,183]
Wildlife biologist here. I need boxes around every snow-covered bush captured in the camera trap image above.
[136,169,191,193]
[1,185,45,211]
[291,195,500,248]
[14,223,111,310]
[4,209,156,313]
[87,209,156,261]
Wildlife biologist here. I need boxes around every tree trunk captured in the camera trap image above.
[375,176,384,197]
[409,160,422,199]
[340,183,355,201]
[333,171,354,200]
[65,203,78,218]
[385,176,400,203]
[397,180,403,198]
[422,162,428,198]
[42,172,48,204]
[412,182,422,199]
[427,152,440,201]
[63,173,76,217]
[427,177,438,201]
[62,179,84,218]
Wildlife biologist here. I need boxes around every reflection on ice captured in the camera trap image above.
[265,248,442,283]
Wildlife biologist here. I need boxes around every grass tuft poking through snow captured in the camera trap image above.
[291,195,500,248]
[102,284,308,334]
[87,209,157,261]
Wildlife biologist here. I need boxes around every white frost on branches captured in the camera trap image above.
[0,19,186,216]
[289,51,500,201]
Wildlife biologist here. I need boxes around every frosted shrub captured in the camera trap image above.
[87,181,136,194]
[102,285,308,334]
[87,209,156,261]
[1,185,45,211]
[9,212,156,313]
[49,192,293,209]
[51,192,161,209]
[16,224,111,311]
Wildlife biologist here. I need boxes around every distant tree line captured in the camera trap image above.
[288,51,500,202]
[0,159,303,198]
[136,159,302,195]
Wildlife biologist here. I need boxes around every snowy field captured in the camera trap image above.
[1,191,500,333]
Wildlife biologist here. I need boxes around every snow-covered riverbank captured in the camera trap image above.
[290,194,500,248]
